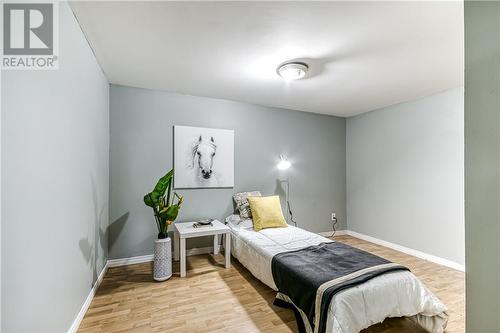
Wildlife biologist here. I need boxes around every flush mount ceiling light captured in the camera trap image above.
[277,62,309,81]
[277,154,291,170]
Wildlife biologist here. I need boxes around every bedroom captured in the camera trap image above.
[1,1,498,333]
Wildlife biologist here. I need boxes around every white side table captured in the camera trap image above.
[173,220,231,277]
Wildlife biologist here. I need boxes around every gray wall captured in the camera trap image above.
[1,3,109,332]
[347,87,464,265]
[109,84,346,259]
[464,2,500,331]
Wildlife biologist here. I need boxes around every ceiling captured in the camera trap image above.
[70,1,463,117]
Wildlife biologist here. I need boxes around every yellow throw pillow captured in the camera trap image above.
[247,195,288,232]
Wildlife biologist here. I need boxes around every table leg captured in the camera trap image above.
[180,238,186,277]
[213,234,219,254]
[174,230,179,261]
[224,233,231,269]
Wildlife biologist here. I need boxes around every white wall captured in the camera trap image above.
[347,87,464,266]
[1,3,109,331]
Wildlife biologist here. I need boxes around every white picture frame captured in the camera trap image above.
[174,125,234,188]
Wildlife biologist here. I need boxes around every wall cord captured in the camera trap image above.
[331,217,338,238]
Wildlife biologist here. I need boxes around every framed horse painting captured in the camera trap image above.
[174,125,234,188]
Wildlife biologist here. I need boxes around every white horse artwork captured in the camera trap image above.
[191,135,218,186]
[174,126,234,188]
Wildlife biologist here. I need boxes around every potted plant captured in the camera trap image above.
[144,169,183,281]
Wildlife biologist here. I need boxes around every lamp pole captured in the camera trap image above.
[281,178,290,224]
[278,154,296,226]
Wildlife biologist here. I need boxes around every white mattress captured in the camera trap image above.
[228,220,448,333]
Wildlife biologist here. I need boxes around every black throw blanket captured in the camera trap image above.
[271,241,409,333]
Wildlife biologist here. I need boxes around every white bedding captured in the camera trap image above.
[227,217,448,333]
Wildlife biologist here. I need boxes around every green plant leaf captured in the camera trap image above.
[159,205,180,221]
[175,192,184,206]
[143,169,173,208]
[166,178,172,206]
[143,193,155,208]
[144,168,183,238]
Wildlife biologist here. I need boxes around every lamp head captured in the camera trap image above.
[277,154,291,170]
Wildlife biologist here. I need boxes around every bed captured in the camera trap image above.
[226,215,449,333]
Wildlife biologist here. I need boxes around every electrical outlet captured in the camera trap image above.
[331,212,336,221]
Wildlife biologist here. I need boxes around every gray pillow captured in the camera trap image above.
[233,191,261,219]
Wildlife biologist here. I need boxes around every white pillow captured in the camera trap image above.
[225,214,253,229]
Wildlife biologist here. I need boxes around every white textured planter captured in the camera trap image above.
[153,237,172,281]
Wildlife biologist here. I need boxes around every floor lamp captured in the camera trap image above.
[277,155,297,226]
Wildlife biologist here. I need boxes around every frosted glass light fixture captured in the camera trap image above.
[277,154,291,170]
[277,62,308,81]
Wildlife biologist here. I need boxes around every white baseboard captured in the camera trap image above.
[320,229,464,272]
[107,254,154,267]
[186,245,221,256]
[345,230,465,272]
[68,262,109,333]
[107,245,221,267]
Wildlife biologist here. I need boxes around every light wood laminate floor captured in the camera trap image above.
[78,235,464,333]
